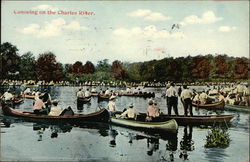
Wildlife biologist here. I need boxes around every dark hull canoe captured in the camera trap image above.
[133,113,234,126]
[77,98,91,104]
[2,106,110,124]
[225,104,250,112]
[3,98,24,105]
[23,94,35,99]
[192,100,225,110]
[118,92,155,98]
[97,95,111,101]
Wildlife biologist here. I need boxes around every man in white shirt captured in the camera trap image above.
[48,100,62,116]
[2,90,14,101]
[120,103,139,120]
[180,85,194,116]
[85,88,91,99]
[76,88,85,109]
[166,83,179,116]
[105,88,111,96]
[108,96,118,115]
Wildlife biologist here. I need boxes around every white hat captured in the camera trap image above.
[129,103,133,108]
[52,99,59,104]
[110,96,116,100]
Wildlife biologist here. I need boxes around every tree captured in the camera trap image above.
[0,42,20,79]
[96,59,110,72]
[192,56,211,80]
[69,61,84,74]
[214,55,229,78]
[234,57,248,79]
[83,61,95,74]
[19,52,36,80]
[111,60,125,80]
[35,52,64,81]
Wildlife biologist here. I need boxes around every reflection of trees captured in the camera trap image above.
[179,126,194,160]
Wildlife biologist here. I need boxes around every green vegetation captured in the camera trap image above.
[0,42,249,82]
[205,127,231,148]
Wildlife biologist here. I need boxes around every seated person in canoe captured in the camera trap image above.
[146,99,160,121]
[1,89,14,101]
[32,96,47,114]
[48,99,62,116]
[119,103,139,120]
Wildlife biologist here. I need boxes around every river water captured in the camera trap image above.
[0,86,249,161]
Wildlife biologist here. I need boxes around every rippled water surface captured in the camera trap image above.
[0,86,249,161]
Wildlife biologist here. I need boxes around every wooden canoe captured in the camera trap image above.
[118,92,155,98]
[2,98,24,105]
[23,94,35,99]
[97,94,111,101]
[77,97,91,103]
[134,113,234,126]
[192,100,225,110]
[225,104,250,112]
[110,117,178,132]
[1,105,110,124]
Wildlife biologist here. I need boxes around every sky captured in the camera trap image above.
[1,1,249,65]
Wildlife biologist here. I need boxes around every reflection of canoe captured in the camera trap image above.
[128,113,234,126]
[110,117,178,132]
[192,100,225,109]
[2,105,110,123]
[225,104,250,112]
[23,94,35,99]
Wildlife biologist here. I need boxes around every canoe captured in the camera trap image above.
[126,113,234,126]
[23,94,35,99]
[118,92,155,98]
[97,94,111,101]
[77,97,91,104]
[225,104,250,112]
[110,117,178,132]
[1,105,110,124]
[192,100,225,110]
[2,98,24,105]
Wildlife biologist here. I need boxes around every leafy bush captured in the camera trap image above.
[205,127,230,148]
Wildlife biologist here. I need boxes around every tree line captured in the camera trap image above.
[0,42,248,83]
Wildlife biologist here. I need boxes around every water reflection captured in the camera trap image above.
[179,126,194,160]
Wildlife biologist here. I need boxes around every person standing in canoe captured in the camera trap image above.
[180,85,194,116]
[108,96,118,116]
[166,83,179,116]
[48,100,62,116]
[76,88,85,109]
[120,103,139,120]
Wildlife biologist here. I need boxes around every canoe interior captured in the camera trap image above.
[192,100,225,109]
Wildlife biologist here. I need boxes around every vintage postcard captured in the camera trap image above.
[1,1,249,161]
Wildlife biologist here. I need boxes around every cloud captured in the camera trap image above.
[32,4,59,11]
[127,9,171,21]
[113,25,185,39]
[218,26,236,32]
[18,18,88,37]
[180,11,223,26]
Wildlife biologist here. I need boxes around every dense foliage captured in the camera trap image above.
[205,127,231,148]
[0,42,249,82]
